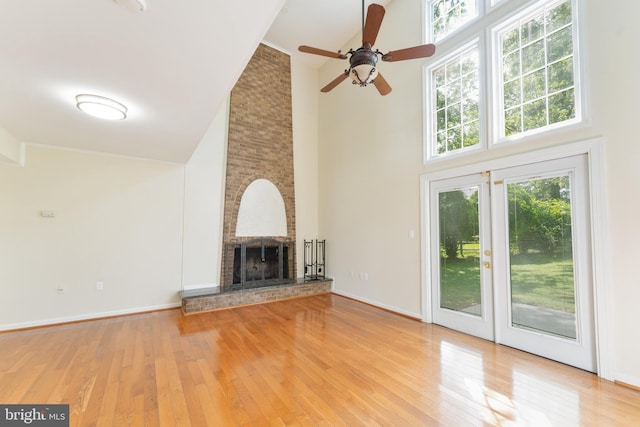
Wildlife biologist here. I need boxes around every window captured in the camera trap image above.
[424,0,582,162]
[497,0,577,139]
[430,0,478,41]
[429,43,481,158]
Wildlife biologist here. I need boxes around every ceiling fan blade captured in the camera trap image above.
[298,45,347,60]
[362,4,385,46]
[321,72,350,93]
[381,44,436,62]
[373,72,392,96]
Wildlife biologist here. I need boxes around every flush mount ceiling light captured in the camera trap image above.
[76,94,128,120]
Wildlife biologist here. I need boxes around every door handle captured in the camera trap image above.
[484,262,492,269]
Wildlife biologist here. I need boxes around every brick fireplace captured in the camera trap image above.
[180,43,332,314]
[220,43,296,291]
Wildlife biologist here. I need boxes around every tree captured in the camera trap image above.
[439,189,478,260]
[508,176,572,256]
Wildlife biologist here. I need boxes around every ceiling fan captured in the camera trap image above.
[298,1,436,96]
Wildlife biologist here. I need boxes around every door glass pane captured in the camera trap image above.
[438,187,481,316]
[507,174,577,339]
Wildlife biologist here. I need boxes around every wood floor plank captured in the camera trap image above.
[1,294,639,425]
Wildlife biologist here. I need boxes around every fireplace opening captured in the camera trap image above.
[227,238,292,291]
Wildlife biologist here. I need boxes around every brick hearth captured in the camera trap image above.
[180,279,332,314]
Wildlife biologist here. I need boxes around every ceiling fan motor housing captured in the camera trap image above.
[349,47,379,86]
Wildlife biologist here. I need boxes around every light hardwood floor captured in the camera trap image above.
[1,294,638,426]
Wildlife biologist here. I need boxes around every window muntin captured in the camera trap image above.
[497,0,577,139]
[430,45,481,158]
[430,0,478,41]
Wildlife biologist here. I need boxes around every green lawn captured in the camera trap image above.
[439,249,576,313]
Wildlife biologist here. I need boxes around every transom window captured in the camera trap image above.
[424,0,582,162]
[430,0,478,41]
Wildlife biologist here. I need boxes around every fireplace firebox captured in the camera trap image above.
[224,238,293,291]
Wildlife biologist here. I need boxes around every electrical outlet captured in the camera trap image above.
[96,281,104,291]
[57,287,65,295]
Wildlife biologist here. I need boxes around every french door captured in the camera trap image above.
[429,155,596,372]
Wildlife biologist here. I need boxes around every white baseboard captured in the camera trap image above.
[0,302,182,332]
[331,288,422,320]
[615,372,640,389]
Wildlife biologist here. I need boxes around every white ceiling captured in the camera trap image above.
[0,0,391,163]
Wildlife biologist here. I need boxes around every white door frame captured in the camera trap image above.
[420,137,613,379]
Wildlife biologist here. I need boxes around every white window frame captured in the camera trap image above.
[424,38,486,162]
[489,0,586,147]
[422,0,587,164]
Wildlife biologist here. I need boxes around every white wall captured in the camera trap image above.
[588,1,640,387]
[182,100,229,290]
[317,0,640,385]
[0,125,24,166]
[291,56,320,277]
[318,1,424,318]
[0,56,321,329]
[0,146,185,329]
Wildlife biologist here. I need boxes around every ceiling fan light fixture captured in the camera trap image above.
[76,94,128,120]
[349,48,379,86]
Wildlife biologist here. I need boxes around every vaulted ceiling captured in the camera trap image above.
[0,0,391,163]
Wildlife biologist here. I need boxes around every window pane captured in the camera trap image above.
[437,131,447,154]
[548,89,575,124]
[498,0,576,139]
[448,127,462,150]
[547,26,573,63]
[430,45,480,158]
[523,69,546,103]
[463,121,480,147]
[523,99,547,131]
[507,175,577,339]
[447,103,462,128]
[436,88,446,109]
[439,188,481,315]
[521,13,544,45]
[502,28,520,54]
[548,57,574,92]
[461,51,477,75]
[505,107,522,136]
[546,0,572,33]
[437,108,446,129]
[463,99,479,122]
[430,0,478,41]
[522,40,545,74]
[503,51,520,82]
[434,68,446,86]
[446,58,461,81]
[504,78,521,110]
